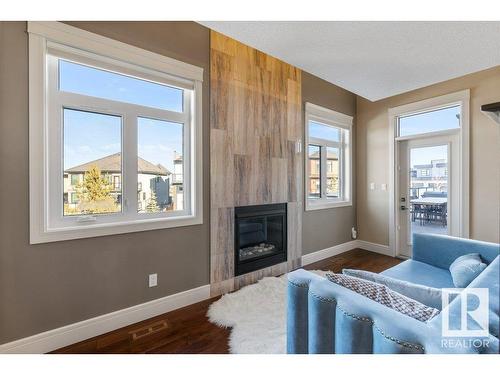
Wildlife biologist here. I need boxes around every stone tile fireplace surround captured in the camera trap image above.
[210,31,303,296]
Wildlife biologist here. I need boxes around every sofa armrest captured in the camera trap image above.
[412,233,499,269]
[307,277,429,353]
[286,269,325,354]
[288,269,441,354]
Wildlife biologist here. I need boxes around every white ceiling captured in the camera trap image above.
[200,22,500,101]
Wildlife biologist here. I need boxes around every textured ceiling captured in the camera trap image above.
[200,21,500,101]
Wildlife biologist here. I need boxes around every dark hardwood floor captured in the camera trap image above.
[52,249,401,354]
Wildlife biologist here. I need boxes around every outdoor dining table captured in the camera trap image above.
[410,197,447,206]
[410,197,447,226]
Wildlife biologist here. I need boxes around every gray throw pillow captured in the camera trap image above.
[449,253,487,288]
[342,269,443,309]
[326,273,440,322]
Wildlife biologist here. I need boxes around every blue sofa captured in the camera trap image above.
[287,233,499,354]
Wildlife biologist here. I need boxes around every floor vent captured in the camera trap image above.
[128,320,169,341]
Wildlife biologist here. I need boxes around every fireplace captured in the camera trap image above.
[234,203,287,276]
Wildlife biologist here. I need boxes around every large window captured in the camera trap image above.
[28,22,203,243]
[305,103,352,210]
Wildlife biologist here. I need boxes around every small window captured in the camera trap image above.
[398,105,460,137]
[309,121,340,142]
[307,145,321,199]
[305,103,352,210]
[70,174,79,185]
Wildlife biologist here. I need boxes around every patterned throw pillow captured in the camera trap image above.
[326,273,440,322]
[342,268,443,309]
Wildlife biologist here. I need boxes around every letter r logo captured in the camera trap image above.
[442,288,489,337]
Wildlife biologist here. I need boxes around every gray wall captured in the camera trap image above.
[0,22,358,345]
[356,66,500,245]
[301,72,357,254]
[0,21,210,345]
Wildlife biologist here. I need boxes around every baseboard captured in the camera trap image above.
[1,240,393,354]
[301,240,358,266]
[355,240,394,257]
[0,284,210,354]
[301,239,394,266]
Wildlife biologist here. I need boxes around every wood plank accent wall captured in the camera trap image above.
[210,31,303,296]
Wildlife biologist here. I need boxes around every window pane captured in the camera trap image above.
[59,60,183,112]
[409,145,448,238]
[137,117,184,213]
[308,145,321,198]
[309,121,340,142]
[399,105,460,137]
[326,147,340,198]
[63,109,122,216]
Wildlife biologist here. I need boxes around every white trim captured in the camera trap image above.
[301,239,393,266]
[301,240,358,266]
[305,102,354,127]
[388,90,470,257]
[28,22,204,243]
[1,237,393,354]
[304,102,353,211]
[27,22,203,82]
[0,284,210,354]
[355,240,393,257]
[395,128,459,142]
[306,200,353,210]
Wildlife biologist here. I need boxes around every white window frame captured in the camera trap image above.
[305,103,353,211]
[28,22,204,244]
[388,89,470,257]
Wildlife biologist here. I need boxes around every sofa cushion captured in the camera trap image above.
[343,269,442,309]
[449,253,487,288]
[467,256,499,338]
[381,259,455,288]
[326,273,440,322]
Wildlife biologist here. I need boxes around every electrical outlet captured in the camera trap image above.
[148,273,158,288]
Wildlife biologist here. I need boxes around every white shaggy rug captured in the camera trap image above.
[207,270,328,354]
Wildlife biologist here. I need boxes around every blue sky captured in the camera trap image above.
[401,106,458,166]
[60,60,183,112]
[399,105,460,137]
[61,60,184,172]
[309,121,340,141]
[411,145,447,168]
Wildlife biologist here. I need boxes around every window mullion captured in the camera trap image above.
[321,145,328,200]
[340,131,345,200]
[183,91,192,215]
[122,113,138,218]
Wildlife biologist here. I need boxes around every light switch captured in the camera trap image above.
[149,273,158,288]
[381,183,387,191]
[370,182,375,190]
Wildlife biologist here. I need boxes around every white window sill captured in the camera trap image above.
[305,199,352,211]
[31,214,203,244]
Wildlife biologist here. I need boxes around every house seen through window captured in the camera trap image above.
[61,71,186,217]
